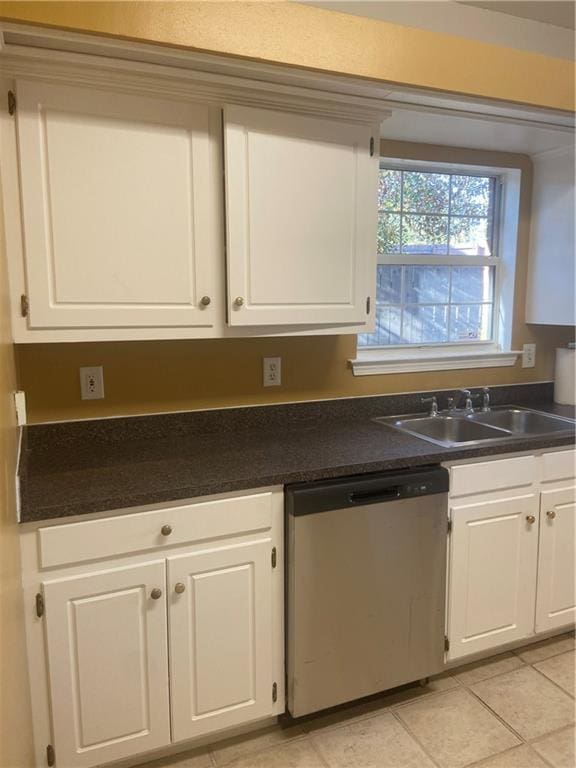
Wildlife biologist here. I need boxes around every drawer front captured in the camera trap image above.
[542,449,576,483]
[38,492,273,569]
[450,456,535,498]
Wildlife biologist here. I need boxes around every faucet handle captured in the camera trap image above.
[422,395,439,416]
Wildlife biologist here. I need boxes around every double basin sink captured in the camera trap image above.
[376,407,576,448]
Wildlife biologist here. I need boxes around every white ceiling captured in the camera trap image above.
[459,2,575,30]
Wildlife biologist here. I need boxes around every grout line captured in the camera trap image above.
[210,734,310,768]
[527,721,576,745]
[464,743,542,768]
[457,684,527,745]
[390,709,444,768]
[306,734,331,768]
[530,655,576,700]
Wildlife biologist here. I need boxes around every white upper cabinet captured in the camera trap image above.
[15,80,217,329]
[223,105,377,326]
[526,146,575,326]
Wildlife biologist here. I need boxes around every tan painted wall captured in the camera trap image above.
[16,141,574,424]
[0,1,573,112]
[0,163,34,766]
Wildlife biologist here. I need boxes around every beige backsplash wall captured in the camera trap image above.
[16,141,575,424]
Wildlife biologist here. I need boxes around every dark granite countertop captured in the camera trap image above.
[18,384,575,523]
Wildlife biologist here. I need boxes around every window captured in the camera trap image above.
[358,166,499,348]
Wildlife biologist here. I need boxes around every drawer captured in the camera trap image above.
[450,455,535,498]
[542,449,576,483]
[38,492,273,569]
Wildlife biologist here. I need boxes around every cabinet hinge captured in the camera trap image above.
[20,294,29,318]
[35,592,44,618]
[272,682,278,703]
[46,744,55,767]
[447,518,452,534]
[369,136,375,156]
[271,547,277,569]
[444,635,450,652]
[8,90,16,116]
[366,296,371,315]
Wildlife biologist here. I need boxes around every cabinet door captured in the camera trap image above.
[447,494,539,661]
[224,105,377,326]
[168,539,275,742]
[16,80,216,329]
[536,487,576,632]
[43,561,170,768]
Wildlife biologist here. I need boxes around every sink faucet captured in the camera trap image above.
[459,389,474,412]
[422,395,439,417]
[482,387,491,412]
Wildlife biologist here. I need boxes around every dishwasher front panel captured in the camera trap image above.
[287,487,447,717]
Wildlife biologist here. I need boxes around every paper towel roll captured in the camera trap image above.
[554,348,576,405]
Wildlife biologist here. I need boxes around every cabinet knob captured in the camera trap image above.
[526,515,536,525]
[233,297,244,307]
[546,510,557,520]
[161,524,172,536]
[150,588,163,600]
[174,582,186,594]
[200,296,211,307]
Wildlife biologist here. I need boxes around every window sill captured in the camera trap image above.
[349,347,521,376]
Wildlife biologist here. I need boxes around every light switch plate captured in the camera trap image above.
[522,343,536,368]
[80,366,105,399]
[263,357,282,387]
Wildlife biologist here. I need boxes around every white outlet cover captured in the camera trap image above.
[263,357,282,387]
[80,366,105,400]
[522,343,536,369]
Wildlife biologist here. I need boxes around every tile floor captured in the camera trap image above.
[140,632,575,768]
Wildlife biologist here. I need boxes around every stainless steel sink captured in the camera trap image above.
[467,408,574,435]
[375,406,575,448]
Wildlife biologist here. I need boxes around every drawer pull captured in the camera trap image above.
[546,510,557,520]
[150,588,163,600]
[161,524,172,536]
[526,514,536,525]
[175,582,186,594]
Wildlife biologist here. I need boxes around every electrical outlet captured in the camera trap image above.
[522,343,536,369]
[263,357,282,387]
[80,366,105,400]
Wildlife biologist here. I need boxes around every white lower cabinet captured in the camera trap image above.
[447,494,539,661]
[23,489,284,768]
[168,540,275,742]
[536,486,576,632]
[43,561,171,768]
[446,450,576,662]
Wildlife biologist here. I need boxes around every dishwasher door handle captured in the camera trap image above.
[348,486,402,505]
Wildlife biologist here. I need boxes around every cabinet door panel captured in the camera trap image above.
[43,561,170,768]
[536,487,576,632]
[168,539,273,742]
[16,80,216,329]
[447,494,539,660]
[224,105,377,326]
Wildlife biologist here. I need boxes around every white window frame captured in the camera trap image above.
[351,157,522,375]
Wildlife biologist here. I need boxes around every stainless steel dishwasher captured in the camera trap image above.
[286,466,449,717]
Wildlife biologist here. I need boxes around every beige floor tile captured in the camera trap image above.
[534,651,575,697]
[395,688,520,768]
[311,711,435,768]
[211,724,306,766]
[471,666,575,741]
[470,744,549,768]
[136,747,213,768]
[214,738,325,768]
[453,653,525,687]
[532,725,576,768]
[515,634,576,665]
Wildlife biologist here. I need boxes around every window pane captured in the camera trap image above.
[376,265,402,304]
[358,305,402,346]
[402,305,449,344]
[449,303,493,341]
[378,169,401,211]
[378,213,401,254]
[404,266,450,304]
[449,216,491,255]
[403,215,448,254]
[403,171,449,213]
[451,175,491,216]
[451,266,494,303]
